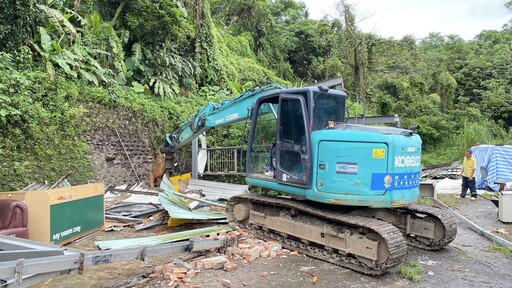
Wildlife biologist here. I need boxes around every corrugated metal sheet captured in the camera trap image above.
[186,179,249,201]
[159,176,226,220]
[21,180,71,191]
[95,225,232,250]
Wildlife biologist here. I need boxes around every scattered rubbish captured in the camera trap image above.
[134,210,169,231]
[104,225,123,232]
[417,257,437,266]
[300,266,316,271]
[491,228,509,236]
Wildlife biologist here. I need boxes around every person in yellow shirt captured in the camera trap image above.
[459,149,477,200]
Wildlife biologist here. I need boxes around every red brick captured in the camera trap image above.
[263,241,282,252]
[162,263,172,274]
[197,256,228,270]
[153,266,163,275]
[195,261,204,269]
[164,272,177,281]
[238,243,251,249]
[227,246,243,254]
[311,275,318,284]
[245,246,262,262]
[289,251,300,256]
[223,262,238,272]
[203,261,214,270]
[172,267,188,274]
[186,269,197,279]
[261,250,270,258]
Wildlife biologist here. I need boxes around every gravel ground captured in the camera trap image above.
[37,194,512,288]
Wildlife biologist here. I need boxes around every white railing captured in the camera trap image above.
[201,146,246,175]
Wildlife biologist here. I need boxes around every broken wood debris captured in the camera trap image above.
[49,170,74,189]
[134,210,168,231]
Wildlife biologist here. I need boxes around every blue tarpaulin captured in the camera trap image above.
[472,145,512,191]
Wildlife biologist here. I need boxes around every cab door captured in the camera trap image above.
[275,95,310,187]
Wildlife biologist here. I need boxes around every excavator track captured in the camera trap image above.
[227,194,407,275]
[394,204,457,250]
[351,204,457,251]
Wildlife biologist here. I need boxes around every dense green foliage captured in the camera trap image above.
[0,0,511,189]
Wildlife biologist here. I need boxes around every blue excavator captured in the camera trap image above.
[161,84,456,275]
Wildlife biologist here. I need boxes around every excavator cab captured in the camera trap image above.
[246,87,346,189]
[246,86,422,208]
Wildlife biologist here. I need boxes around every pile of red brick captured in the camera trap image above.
[147,226,301,287]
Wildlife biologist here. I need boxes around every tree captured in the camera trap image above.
[191,0,222,86]
[0,0,40,52]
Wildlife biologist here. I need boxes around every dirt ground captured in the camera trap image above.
[36,195,512,288]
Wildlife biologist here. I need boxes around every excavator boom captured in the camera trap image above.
[162,84,283,152]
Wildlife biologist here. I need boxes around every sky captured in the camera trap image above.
[300,0,511,40]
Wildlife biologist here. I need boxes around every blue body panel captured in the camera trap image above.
[246,129,422,208]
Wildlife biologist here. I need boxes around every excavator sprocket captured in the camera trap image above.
[351,204,457,251]
[227,194,408,275]
[396,204,457,250]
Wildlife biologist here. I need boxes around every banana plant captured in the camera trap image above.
[32,4,122,86]
[31,27,77,80]
[125,42,195,99]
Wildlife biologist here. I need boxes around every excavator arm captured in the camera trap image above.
[161,84,283,153]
